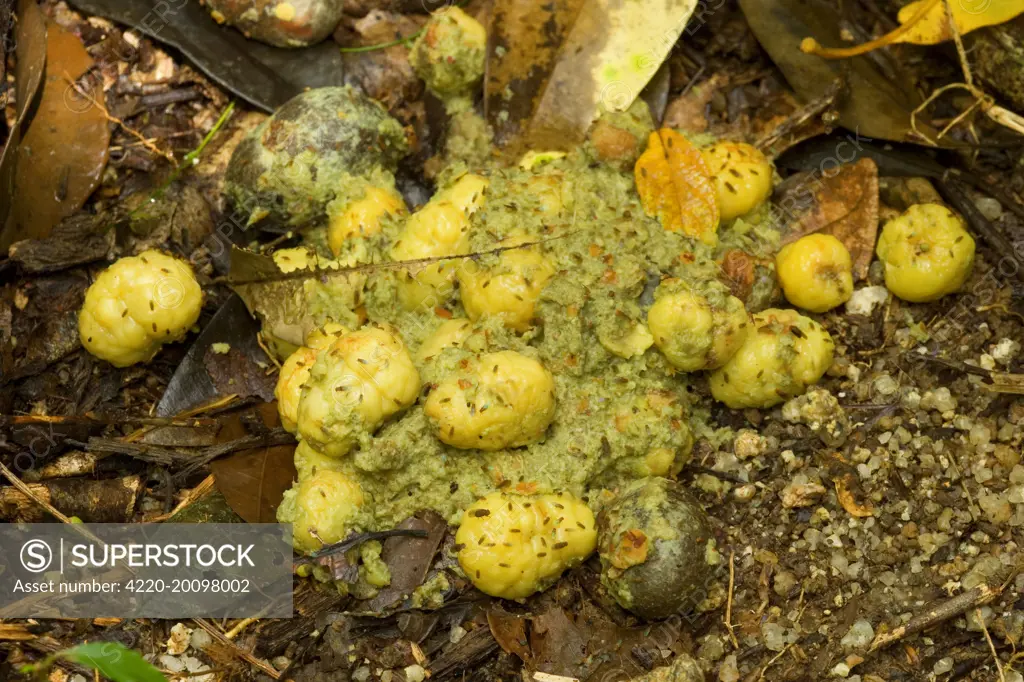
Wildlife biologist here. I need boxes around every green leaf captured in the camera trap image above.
[60,642,167,682]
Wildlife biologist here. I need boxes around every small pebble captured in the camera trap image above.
[840,619,874,650]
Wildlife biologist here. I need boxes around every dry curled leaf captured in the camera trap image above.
[803,0,1024,57]
[634,129,719,244]
[780,157,879,280]
[834,475,873,518]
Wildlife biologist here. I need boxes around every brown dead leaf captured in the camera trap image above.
[485,0,585,147]
[2,19,111,250]
[663,73,728,134]
[210,404,296,523]
[0,0,48,231]
[529,608,588,677]
[204,345,277,403]
[780,157,879,280]
[634,129,719,244]
[834,475,873,518]
[364,511,447,612]
[487,608,531,662]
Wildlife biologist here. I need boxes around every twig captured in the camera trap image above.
[80,429,296,471]
[190,618,280,680]
[869,583,1000,651]
[219,231,580,287]
[225,617,258,641]
[0,460,73,524]
[2,414,218,428]
[300,528,429,564]
[757,643,793,680]
[725,550,739,649]
[975,608,1006,682]
[756,79,843,153]
[147,474,217,523]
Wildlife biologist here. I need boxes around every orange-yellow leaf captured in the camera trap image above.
[634,129,719,244]
[802,0,1024,58]
[896,0,1024,45]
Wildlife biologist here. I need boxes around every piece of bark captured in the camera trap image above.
[0,475,141,522]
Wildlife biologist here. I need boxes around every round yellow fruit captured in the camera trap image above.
[275,324,350,433]
[392,201,471,310]
[708,308,834,409]
[775,234,854,313]
[277,469,364,552]
[436,173,489,216]
[416,318,487,363]
[647,281,749,371]
[876,203,975,302]
[458,235,555,332]
[293,440,347,481]
[79,250,203,367]
[424,350,556,450]
[328,186,407,256]
[701,142,774,221]
[456,491,596,599]
[297,323,421,457]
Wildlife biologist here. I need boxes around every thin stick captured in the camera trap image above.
[869,583,999,651]
[0,461,73,524]
[976,608,1006,682]
[725,550,739,649]
[190,618,280,680]
[942,0,973,88]
[224,617,257,640]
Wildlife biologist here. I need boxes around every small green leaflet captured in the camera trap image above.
[61,642,167,682]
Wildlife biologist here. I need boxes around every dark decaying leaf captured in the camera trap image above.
[486,608,531,662]
[210,403,297,524]
[0,0,47,230]
[738,0,937,144]
[778,157,880,280]
[776,132,948,178]
[1,19,110,251]
[529,608,588,676]
[155,294,268,417]
[484,0,585,147]
[364,511,447,613]
[204,346,277,403]
[66,0,344,113]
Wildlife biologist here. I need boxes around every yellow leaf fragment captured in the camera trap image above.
[834,476,873,518]
[634,129,719,244]
[802,0,1024,58]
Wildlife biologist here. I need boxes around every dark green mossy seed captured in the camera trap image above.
[597,478,714,620]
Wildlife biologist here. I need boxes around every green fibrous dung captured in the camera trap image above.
[274,109,779,551]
